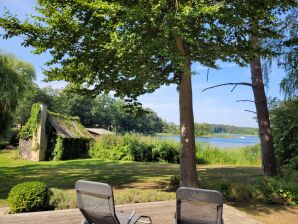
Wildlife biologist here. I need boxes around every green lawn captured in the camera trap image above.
[0,150,262,203]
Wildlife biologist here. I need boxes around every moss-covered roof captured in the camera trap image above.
[47,112,91,139]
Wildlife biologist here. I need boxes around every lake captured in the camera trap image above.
[160,135,260,148]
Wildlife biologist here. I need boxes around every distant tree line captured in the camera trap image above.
[16,85,164,135]
[163,122,258,136]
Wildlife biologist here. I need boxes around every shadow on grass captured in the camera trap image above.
[0,158,180,200]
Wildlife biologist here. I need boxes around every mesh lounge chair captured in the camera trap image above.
[175,187,223,224]
[76,180,152,224]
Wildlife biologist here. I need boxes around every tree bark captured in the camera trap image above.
[250,35,277,176]
[176,37,199,187]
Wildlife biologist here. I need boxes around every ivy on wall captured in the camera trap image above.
[52,135,64,161]
[18,104,41,139]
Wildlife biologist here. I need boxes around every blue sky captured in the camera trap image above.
[0,0,286,128]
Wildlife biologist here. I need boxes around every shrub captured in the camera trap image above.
[89,134,120,159]
[152,140,180,163]
[89,133,261,166]
[7,182,49,213]
[49,188,77,210]
[89,134,179,163]
[227,182,252,202]
[271,97,298,168]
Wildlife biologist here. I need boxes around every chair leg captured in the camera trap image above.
[134,216,152,224]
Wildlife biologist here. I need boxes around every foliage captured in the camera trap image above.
[0,128,19,149]
[7,182,49,213]
[18,104,41,139]
[89,134,120,159]
[0,51,35,134]
[48,188,175,210]
[15,84,58,125]
[89,134,179,163]
[278,8,298,99]
[0,1,236,97]
[196,144,261,166]
[270,97,298,168]
[15,85,164,135]
[3,149,295,206]
[152,140,180,163]
[52,136,64,161]
[90,134,261,165]
[49,188,77,210]
[201,173,298,205]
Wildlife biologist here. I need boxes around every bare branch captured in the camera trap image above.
[245,110,257,114]
[206,68,210,82]
[231,84,238,92]
[202,82,253,92]
[236,100,255,103]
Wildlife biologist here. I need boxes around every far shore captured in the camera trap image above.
[156,133,258,138]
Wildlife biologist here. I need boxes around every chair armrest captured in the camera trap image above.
[127,210,136,224]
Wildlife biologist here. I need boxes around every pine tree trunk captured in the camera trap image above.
[176,37,199,187]
[250,36,277,176]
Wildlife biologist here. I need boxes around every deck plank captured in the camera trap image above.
[0,201,263,224]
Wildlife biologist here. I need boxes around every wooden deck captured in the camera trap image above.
[0,201,263,224]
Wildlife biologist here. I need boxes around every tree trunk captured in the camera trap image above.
[176,37,199,187]
[250,35,277,176]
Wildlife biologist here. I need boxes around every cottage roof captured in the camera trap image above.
[86,128,114,135]
[48,112,91,139]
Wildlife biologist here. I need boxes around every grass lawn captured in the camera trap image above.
[1,150,296,223]
[0,149,262,202]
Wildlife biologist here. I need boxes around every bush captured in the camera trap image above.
[271,97,298,168]
[153,140,180,163]
[7,182,49,213]
[89,134,120,159]
[89,134,261,165]
[49,188,77,210]
[89,134,179,163]
[227,182,252,202]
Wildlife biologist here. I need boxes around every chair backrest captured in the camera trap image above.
[176,187,223,224]
[76,180,119,224]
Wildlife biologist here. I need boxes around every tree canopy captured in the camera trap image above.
[15,85,164,134]
[279,8,298,99]
[0,52,35,134]
[1,0,295,184]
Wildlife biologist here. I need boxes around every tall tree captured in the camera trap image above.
[202,1,295,176]
[250,35,277,176]
[1,0,291,183]
[0,0,232,187]
[247,1,296,176]
[0,52,35,134]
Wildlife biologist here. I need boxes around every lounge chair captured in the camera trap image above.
[175,187,223,224]
[75,180,152,224]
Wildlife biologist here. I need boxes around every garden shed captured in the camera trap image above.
[19,104,91,161]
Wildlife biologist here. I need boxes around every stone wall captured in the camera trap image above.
[19,138,32,160]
